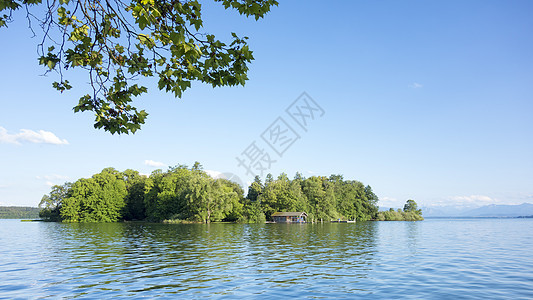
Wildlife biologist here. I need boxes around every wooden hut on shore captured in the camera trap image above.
[271,212,307,223]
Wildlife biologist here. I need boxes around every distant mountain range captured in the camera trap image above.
[421,203,533,218]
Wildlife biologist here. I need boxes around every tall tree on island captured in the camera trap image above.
[403,199,422,215]
[37,164,384,223]
[122,169,147,220]
[39,182,72,221]
[60,168,127,222]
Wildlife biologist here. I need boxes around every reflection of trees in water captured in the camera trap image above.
[42,223,254,295]
[303,223,379,277]
[41,222,128,264]
[39,222,381,297]
[372,221,422,281]
[39,222,132,294]
[405,221,420,256]
[236,222,379,292]
[123,223,252,293]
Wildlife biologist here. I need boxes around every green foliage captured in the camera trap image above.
[0,0,278,134]
[261,173,302,217]
[39,182,72,221]
[122,169,147,220]
[332,177,377,221]
[38,162,383,223]
[143,164,195,221]
[254,173,379,222]
[240,199,265,223]
[376,199,424,221]
[403,199,422,215]
[60,168,128,222]
[217,178,244,222]
[301,176,329,222]
[141,163,245,223]
[246,176,262,202]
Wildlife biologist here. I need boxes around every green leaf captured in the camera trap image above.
[170,31,184,45]
[57,6,66,18]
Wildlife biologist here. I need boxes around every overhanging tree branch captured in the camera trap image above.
[0,0,278,134]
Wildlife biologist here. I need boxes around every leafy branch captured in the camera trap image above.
[0,0,278,134]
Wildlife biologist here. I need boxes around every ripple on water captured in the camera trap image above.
[1,219,533,298]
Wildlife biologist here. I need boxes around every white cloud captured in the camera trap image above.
[520,194,533,200]
[378,197,403,208]
[451,195,494,204]
[205,170,223,178]
[0,126,68,145]
[36,174,69,181]
[409,82,423,89]
[144,160,166,168]
[425,193,533,208]
[433,195,501,207]
[36,174,69,187]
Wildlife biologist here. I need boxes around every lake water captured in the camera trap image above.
[1,218,532,299]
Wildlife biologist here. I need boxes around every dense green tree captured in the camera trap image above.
[213,178,242,221]
[143,169,165,220]
[257,180,275,218]
[184,175,240,223]
[246,176,263,202]
[192,161,203,171]
[293,172,304,182]
[185,174,214,222]
[302,176,328,222]
[143,165,193,221]
[321,179,338,220]
[258,174,379,222]
[218,177,243,197]
[60,168,127,222]
[245,200,266,223]
[260,173,300,219]
[375,199,423,221]
[364,185,379,217]
[275,173,299,211]
[241,176,265,222]
[265,173,274,185]
[39,182,72,221]
[38,163,385,223]
[337,180,375,221]
[142,165,244,223]
[217,178,244,221]
[122,169,147,220]
[289,177,307,212]
[403,199,422,215]
[0,0,278,134]
[335,180,359,221]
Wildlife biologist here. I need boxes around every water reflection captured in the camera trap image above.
[32,222,381,297]
[3,219,533,298]
[405,221,420,256]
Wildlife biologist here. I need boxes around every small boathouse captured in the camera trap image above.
[271,212,307,223]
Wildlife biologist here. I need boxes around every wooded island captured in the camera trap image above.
[38,163,423,223]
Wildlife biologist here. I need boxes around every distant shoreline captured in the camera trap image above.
[0,206,41,219]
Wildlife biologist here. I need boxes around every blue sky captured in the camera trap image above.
[1,0,532,208]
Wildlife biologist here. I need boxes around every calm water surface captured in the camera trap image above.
[1,218,532,299]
